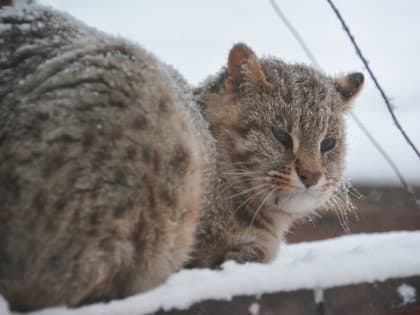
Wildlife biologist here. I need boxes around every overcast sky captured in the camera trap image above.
[38,0,420,185]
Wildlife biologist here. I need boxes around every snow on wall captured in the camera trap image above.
[397,283,417,306]
[248,302,260,315]
[1,231,419,315]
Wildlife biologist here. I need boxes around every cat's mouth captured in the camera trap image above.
[271,186,332,216]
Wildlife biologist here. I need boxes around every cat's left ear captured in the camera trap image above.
[225,43,273,93]
[335,72,364,111]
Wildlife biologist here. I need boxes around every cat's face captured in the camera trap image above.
[205,43,363,216]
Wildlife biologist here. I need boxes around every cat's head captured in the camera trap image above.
[202,43,363,216]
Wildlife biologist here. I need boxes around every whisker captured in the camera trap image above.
[344,181,365,201]
[249,187,277,229]
[218,175,269,194]
[267,170,290,178]
[230,162,258,165]
[328,196,350,233]
[223,174,260,179]
[228,186,272,223]
[222,175,267,184]
[336,209,350,233]
[228,183,270,199]
[223,172,265,177]
[277,182,301,190]
[302,213,320,226]
[335,182,358,221]
[327,190,354,233]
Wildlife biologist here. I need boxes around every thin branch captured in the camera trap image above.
[350,113,414,195]
[268,0,321,69]
[325,0,419,159]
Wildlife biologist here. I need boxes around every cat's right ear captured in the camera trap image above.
[225,43,272,94]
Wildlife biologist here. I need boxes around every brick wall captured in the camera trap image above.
[154,277,420,315]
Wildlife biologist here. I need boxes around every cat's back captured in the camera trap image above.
[0,4,210,311]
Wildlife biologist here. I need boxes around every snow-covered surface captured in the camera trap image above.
[0,296,9,315]
[36,0,420,185]
[314,287,324,304]
[248,302,260,315]
[1,231,417,315]
[397,283,417,306]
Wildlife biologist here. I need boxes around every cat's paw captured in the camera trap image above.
[223,244,268,264]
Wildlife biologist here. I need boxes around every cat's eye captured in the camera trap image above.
[320,138,336,152]
[272,127,293,149]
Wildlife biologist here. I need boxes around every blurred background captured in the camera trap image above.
[38,0,420,240]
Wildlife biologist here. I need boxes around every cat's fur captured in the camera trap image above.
[0,3,213,311]
[0,2,363,312]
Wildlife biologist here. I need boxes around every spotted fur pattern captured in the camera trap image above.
[0,5,210,311]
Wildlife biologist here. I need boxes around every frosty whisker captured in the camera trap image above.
[228,186,272,223]
[228,183,271,199]
[249,187,277,229]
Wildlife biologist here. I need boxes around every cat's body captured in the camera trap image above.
[0,2,363,312]
[0,4,213,311]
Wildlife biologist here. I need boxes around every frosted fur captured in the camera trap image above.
[0,4,213,311]
[188,44,363,267]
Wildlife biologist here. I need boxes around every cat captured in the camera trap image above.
[187,44,363,267]
[0,1,363,312]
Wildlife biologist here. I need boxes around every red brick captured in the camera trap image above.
[323,277,420,315]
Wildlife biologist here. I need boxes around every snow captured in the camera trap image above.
[0,296,9,315]
[397,283,416,306]
[248,302,260,315]
[2,231,419,315]
[0,24,11,33]
[36,0,420,186]
[314,287,324,304]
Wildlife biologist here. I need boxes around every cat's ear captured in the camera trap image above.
[335,72,364,111]
[225,43,273,93]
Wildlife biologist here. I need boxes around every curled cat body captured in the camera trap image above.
[0,1,363,312]
[0,2,214,311]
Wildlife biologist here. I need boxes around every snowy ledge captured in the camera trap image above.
[3,231,420,315]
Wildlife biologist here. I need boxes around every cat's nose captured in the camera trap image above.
[296,168,321,188]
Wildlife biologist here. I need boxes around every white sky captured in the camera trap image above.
[38,0,420,185]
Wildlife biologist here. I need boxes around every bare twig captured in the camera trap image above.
[325,0,419,159]
[268,0,321,69]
